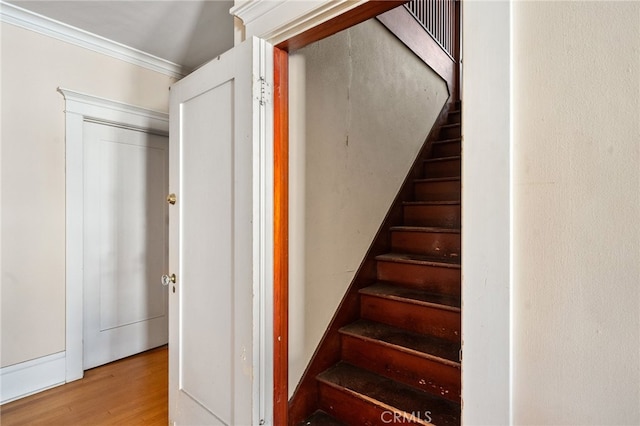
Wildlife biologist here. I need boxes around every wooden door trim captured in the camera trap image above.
[271,2,409,424]
[275,1,406,52]
[273,47,289,425]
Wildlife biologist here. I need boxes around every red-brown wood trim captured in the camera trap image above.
[273,46,289,426]
[276,1,407,52]
[377,5,457,99]
[453,0,461,100]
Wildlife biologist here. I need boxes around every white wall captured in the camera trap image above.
[288,18,448,394]
[512,2,640,424]
[461,1,512,424]
[464,1,640,424]
[0,22,174,368]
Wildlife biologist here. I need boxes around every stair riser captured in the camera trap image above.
[361,295,461,342]
[439,125,461,139]
[318,383,429,426]
[447,111,461,124]
[391,231,461,258]
[404,205,461,228]
[341,335,461,403]
[376,262,460,296]
[423,159,460,178]
[431,141,461,157]
[414,180,461,201]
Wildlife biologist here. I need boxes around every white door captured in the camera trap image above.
[168,37,274,425]
[83,122,169,370]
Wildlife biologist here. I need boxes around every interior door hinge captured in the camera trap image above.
[256,76,272,106]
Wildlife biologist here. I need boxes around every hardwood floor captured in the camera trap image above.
[0,346,167,425]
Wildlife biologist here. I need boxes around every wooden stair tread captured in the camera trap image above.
[340,319,461,366]
[317,363,460,425]
[424,155,461,163]
[360,282,461,310]
[403,200,460,206]
[432,138,461,145]
[299,410,347,425]
[440,123,461,129]
[376,253,460,268]
[390,226,460,234]
[414,176,460,183]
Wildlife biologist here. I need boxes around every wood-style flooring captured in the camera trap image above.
[0,346,167,425]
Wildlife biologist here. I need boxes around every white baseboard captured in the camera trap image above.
[0,351,66,404]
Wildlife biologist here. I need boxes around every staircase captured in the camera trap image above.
[296,102,462,425]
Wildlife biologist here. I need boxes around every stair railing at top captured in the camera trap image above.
[405,0,459,60]
[377,0,461,100]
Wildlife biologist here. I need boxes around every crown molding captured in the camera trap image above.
[230,0,283,26]
[0,1,185,79]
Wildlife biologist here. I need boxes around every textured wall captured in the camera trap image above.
[288,18,448,395]
[464,2,640,423]
[512,2,640,424]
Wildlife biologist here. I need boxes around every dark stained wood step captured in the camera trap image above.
[299,410,347,425]
[414,177,460,201]
[360,283,461,342]
[317,363,460,426]
[403,201,461,228]
[423,156,461,178]
[340,319,460,363]
[361,282,461,309]
[390,226,461,259]
[340,319,461,402]
[375,253,460,296]
[376,252,460,267]
[446,110,461,124]
[438,123,461,139]
[431,138,461,157]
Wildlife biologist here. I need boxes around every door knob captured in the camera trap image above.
[167,193,176,205]
[161,273,176,286]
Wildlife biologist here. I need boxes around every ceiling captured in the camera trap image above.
[8,0,235,72]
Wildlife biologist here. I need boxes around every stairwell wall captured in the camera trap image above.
[287,18,448,395]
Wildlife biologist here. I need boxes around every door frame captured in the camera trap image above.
[58,88,169,382]
[236,1,512,424]
[233,2,412,423]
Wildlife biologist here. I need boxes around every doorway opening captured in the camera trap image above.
[60,88,170,381]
